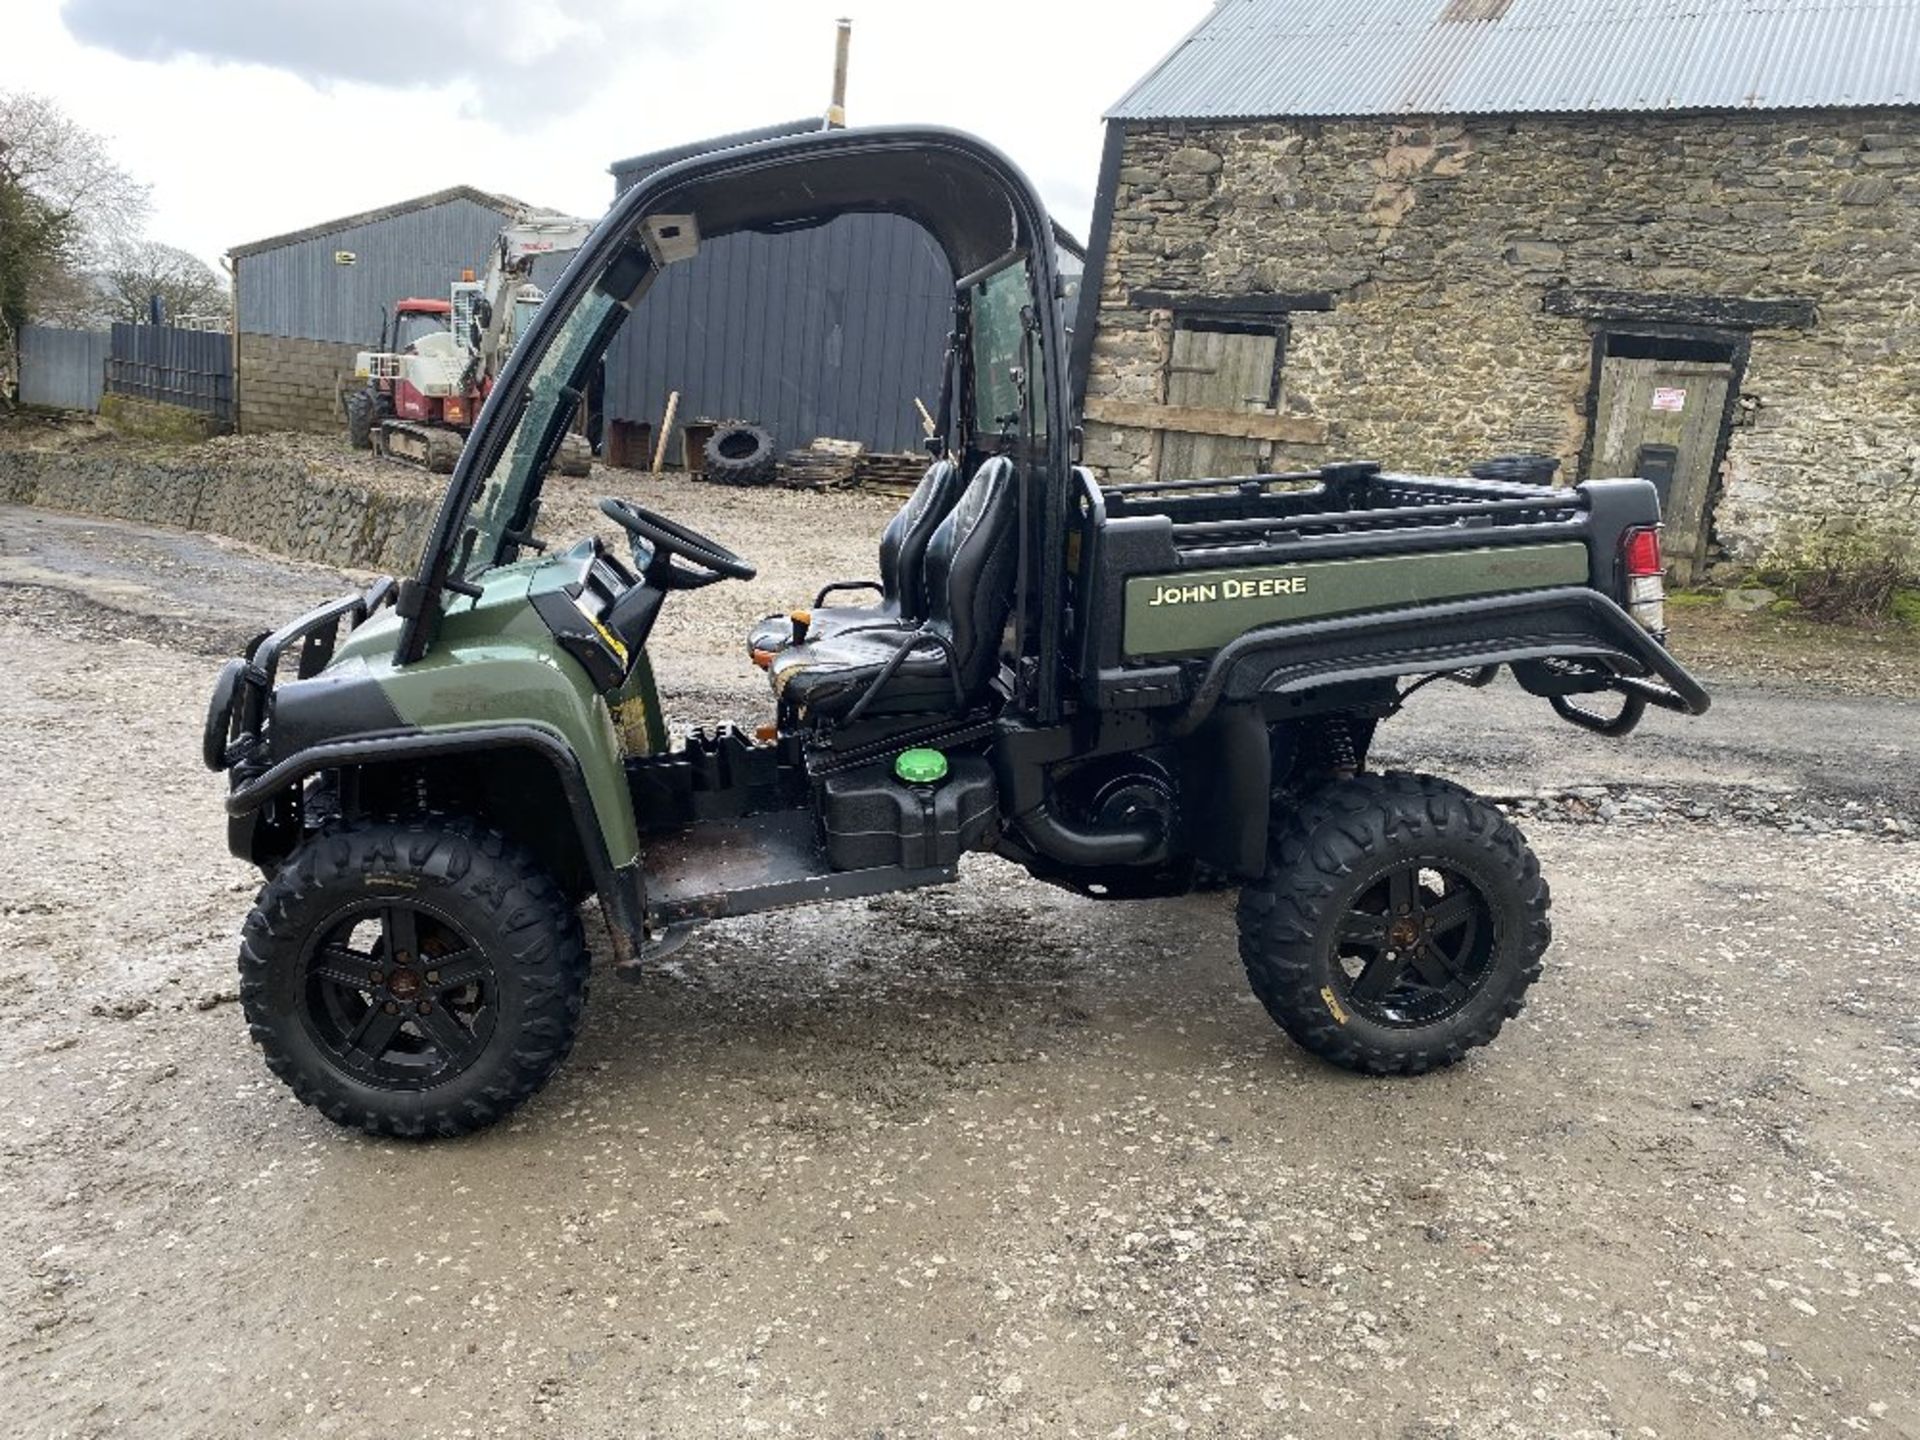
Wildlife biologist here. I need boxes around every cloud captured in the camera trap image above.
[58,0,707,121]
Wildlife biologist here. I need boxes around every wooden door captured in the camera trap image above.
[1589,356,1731,580]
[1157,324,1279,480]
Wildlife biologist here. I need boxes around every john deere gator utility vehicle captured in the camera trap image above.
[204,126,1709,1138]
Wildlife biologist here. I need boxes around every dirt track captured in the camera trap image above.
[1,492,1917,1439]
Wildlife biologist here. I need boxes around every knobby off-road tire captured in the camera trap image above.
[238,818,590,1138]
[1237,772,1551,1075]
[343,385,378,450]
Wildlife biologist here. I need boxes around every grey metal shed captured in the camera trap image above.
[231,186,534,347]
[602,121,955,457]
[228,185,572,434]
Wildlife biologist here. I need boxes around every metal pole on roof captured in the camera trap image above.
[827,19,851,128]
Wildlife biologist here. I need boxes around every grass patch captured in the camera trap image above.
[1666,590,1718,609]
[1894,588,1920,630]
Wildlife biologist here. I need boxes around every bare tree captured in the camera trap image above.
[96,240,228,326]
[0,90,150,349]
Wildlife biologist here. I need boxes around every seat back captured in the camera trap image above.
[875,459,964,619]
[923,456,1020,697]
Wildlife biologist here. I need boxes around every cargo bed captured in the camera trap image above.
[1068,461,1708,726]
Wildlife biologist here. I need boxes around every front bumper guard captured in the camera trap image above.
[203,577,394,779]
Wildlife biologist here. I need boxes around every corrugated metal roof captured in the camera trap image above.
[1109,0,1920,120]
[231,186,530,258]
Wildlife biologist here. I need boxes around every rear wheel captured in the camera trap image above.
[237,818,589,1138]
[1236,772,1550,1075]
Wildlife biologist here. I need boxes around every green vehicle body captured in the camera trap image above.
[1122,542,1593,659]
[326,554,660,870]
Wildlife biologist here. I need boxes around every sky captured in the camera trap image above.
[1,0,1208,270]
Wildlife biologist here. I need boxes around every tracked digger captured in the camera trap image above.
[347,210,597,473]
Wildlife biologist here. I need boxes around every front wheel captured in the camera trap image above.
[1237,772,1550,1075]
[343,384,378,450]
[237,819,590,1138]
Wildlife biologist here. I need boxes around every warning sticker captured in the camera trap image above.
[1651,387,1687,412]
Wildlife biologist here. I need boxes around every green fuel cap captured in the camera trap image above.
[894,747,949,785]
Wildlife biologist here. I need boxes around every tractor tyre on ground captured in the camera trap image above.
[237,817,590,1139]
[343,385,378,451]
[703,422,777,484]
[1236,771,1551,1076]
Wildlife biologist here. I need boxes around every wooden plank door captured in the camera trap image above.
[1157,325,1279,480]
[1589,356,1731,580]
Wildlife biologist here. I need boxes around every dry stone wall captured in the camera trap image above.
[1085,110,1920,566]
[0,442,434,573]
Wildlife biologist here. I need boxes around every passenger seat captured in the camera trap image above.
[745,458,965,666]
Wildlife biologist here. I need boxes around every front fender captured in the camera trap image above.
[315,578,641,871]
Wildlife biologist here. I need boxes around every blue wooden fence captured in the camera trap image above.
[18,325,111,411]
[106,323,234,424]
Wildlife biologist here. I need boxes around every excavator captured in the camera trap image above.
[347,210,596,473]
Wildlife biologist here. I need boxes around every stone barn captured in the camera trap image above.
[230,187,538,435]
[1075,0,1920,578]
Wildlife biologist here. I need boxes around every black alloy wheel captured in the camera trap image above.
[1327,859,1495,1028]
[301,900,496,1089]
[239,818,590,1138]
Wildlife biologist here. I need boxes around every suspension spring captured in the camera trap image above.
[1320,716,1361,778]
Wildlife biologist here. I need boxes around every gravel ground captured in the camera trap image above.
[1,491,1917,1440]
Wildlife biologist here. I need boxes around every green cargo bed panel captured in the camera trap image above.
[1123,542,1591,658]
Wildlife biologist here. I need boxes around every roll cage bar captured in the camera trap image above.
[395,125,1075,721]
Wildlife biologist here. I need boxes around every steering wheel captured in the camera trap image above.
[597,497,757,589]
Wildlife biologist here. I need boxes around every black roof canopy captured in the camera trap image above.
[608,118,824,181]
[643,130,1024,280]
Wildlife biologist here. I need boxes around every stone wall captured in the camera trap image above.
[0,444,434,573]
[238,332,362,436]
[1084,109,1920,567]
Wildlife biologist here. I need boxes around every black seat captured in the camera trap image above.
[746,458,964,662]
[769,456,1020,723]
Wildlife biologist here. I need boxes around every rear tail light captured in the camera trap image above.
[1622,525,1666,636]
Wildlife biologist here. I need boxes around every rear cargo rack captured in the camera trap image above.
[1102,468,1328,499]
[1167,491,1584,544]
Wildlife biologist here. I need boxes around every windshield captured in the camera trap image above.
[460,286,625,576]
[506,296,542,356]
[395,311,446,349]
